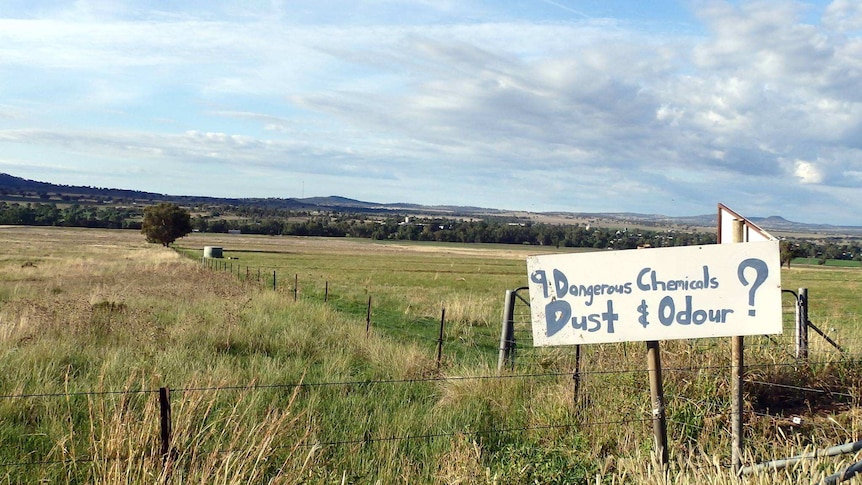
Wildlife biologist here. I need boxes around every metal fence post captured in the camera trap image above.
[797,288,809,361]
[497,290,515,372]
[573,344,582,404]
[436,308,445,369]
[366,296,372,337]
[159,387,172,465]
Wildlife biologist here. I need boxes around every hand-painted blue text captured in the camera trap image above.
[530,269,632,306]
[636,266,718,292]
[533,263,735,337]
[544,299,619,337]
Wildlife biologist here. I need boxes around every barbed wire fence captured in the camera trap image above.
[199,253,861,456]
[1,358,858,475]
[0,253,857,482]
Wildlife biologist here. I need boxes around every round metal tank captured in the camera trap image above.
[203,246,223,258]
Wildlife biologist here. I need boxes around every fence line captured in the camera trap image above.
[1,253,851,478]
[294,415,653,449]
[3,357,858,402]
[205,253,858,386]
[200,256,856,362]
[0,457,96,468]
[748,381,856,400]
[0,361,858,475]
[199,256,520,364]
[0,415,654,469]
[0,388,159,400]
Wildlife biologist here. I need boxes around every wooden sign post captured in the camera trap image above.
[526,220,781,469]
[718,204,778,473]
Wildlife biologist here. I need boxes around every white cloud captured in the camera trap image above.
[794,160,824,183]
[1,1,862,223]
[823,0,862,33]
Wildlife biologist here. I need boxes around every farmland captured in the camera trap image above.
[0,226,861,483]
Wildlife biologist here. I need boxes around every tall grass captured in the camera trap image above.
[0,227,861,483]
[176,233,862,483]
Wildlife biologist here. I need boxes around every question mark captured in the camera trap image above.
[737,258,768,316]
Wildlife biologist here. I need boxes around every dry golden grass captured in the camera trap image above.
[0,227,315,482]
[0,227,249,362]
[2,227,861,484]
[179,232,568,260]
[51,375,311,484]
[434,434,487,484]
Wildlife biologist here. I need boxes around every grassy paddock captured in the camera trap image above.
[791,257,862,268]
[0,227,861,483]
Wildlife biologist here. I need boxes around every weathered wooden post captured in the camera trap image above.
[731,219,745,474]
[294,274,298,302]
[646,340,668,467]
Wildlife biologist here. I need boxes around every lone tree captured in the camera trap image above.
[141,203,192,247]
[779,240,799,268]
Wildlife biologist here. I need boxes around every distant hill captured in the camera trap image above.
[538,211,862,237]
[0,172,210,203]
[0,173,859,236]
[298,196,378,209]
[0,173,501,216]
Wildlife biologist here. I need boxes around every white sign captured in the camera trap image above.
[717,203,776,244]
[526,241,782,346]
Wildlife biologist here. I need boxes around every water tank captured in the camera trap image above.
[203,246,223,258]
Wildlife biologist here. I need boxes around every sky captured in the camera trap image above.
[1,1,861,225]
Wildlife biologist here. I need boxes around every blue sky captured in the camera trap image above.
[1,1,861,225]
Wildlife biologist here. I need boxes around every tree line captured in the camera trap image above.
[0,202,141,229]
[196,214,717,249]
[2,201,860,261]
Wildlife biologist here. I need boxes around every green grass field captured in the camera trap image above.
[791,257,862,268]
[0,227,861,483]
